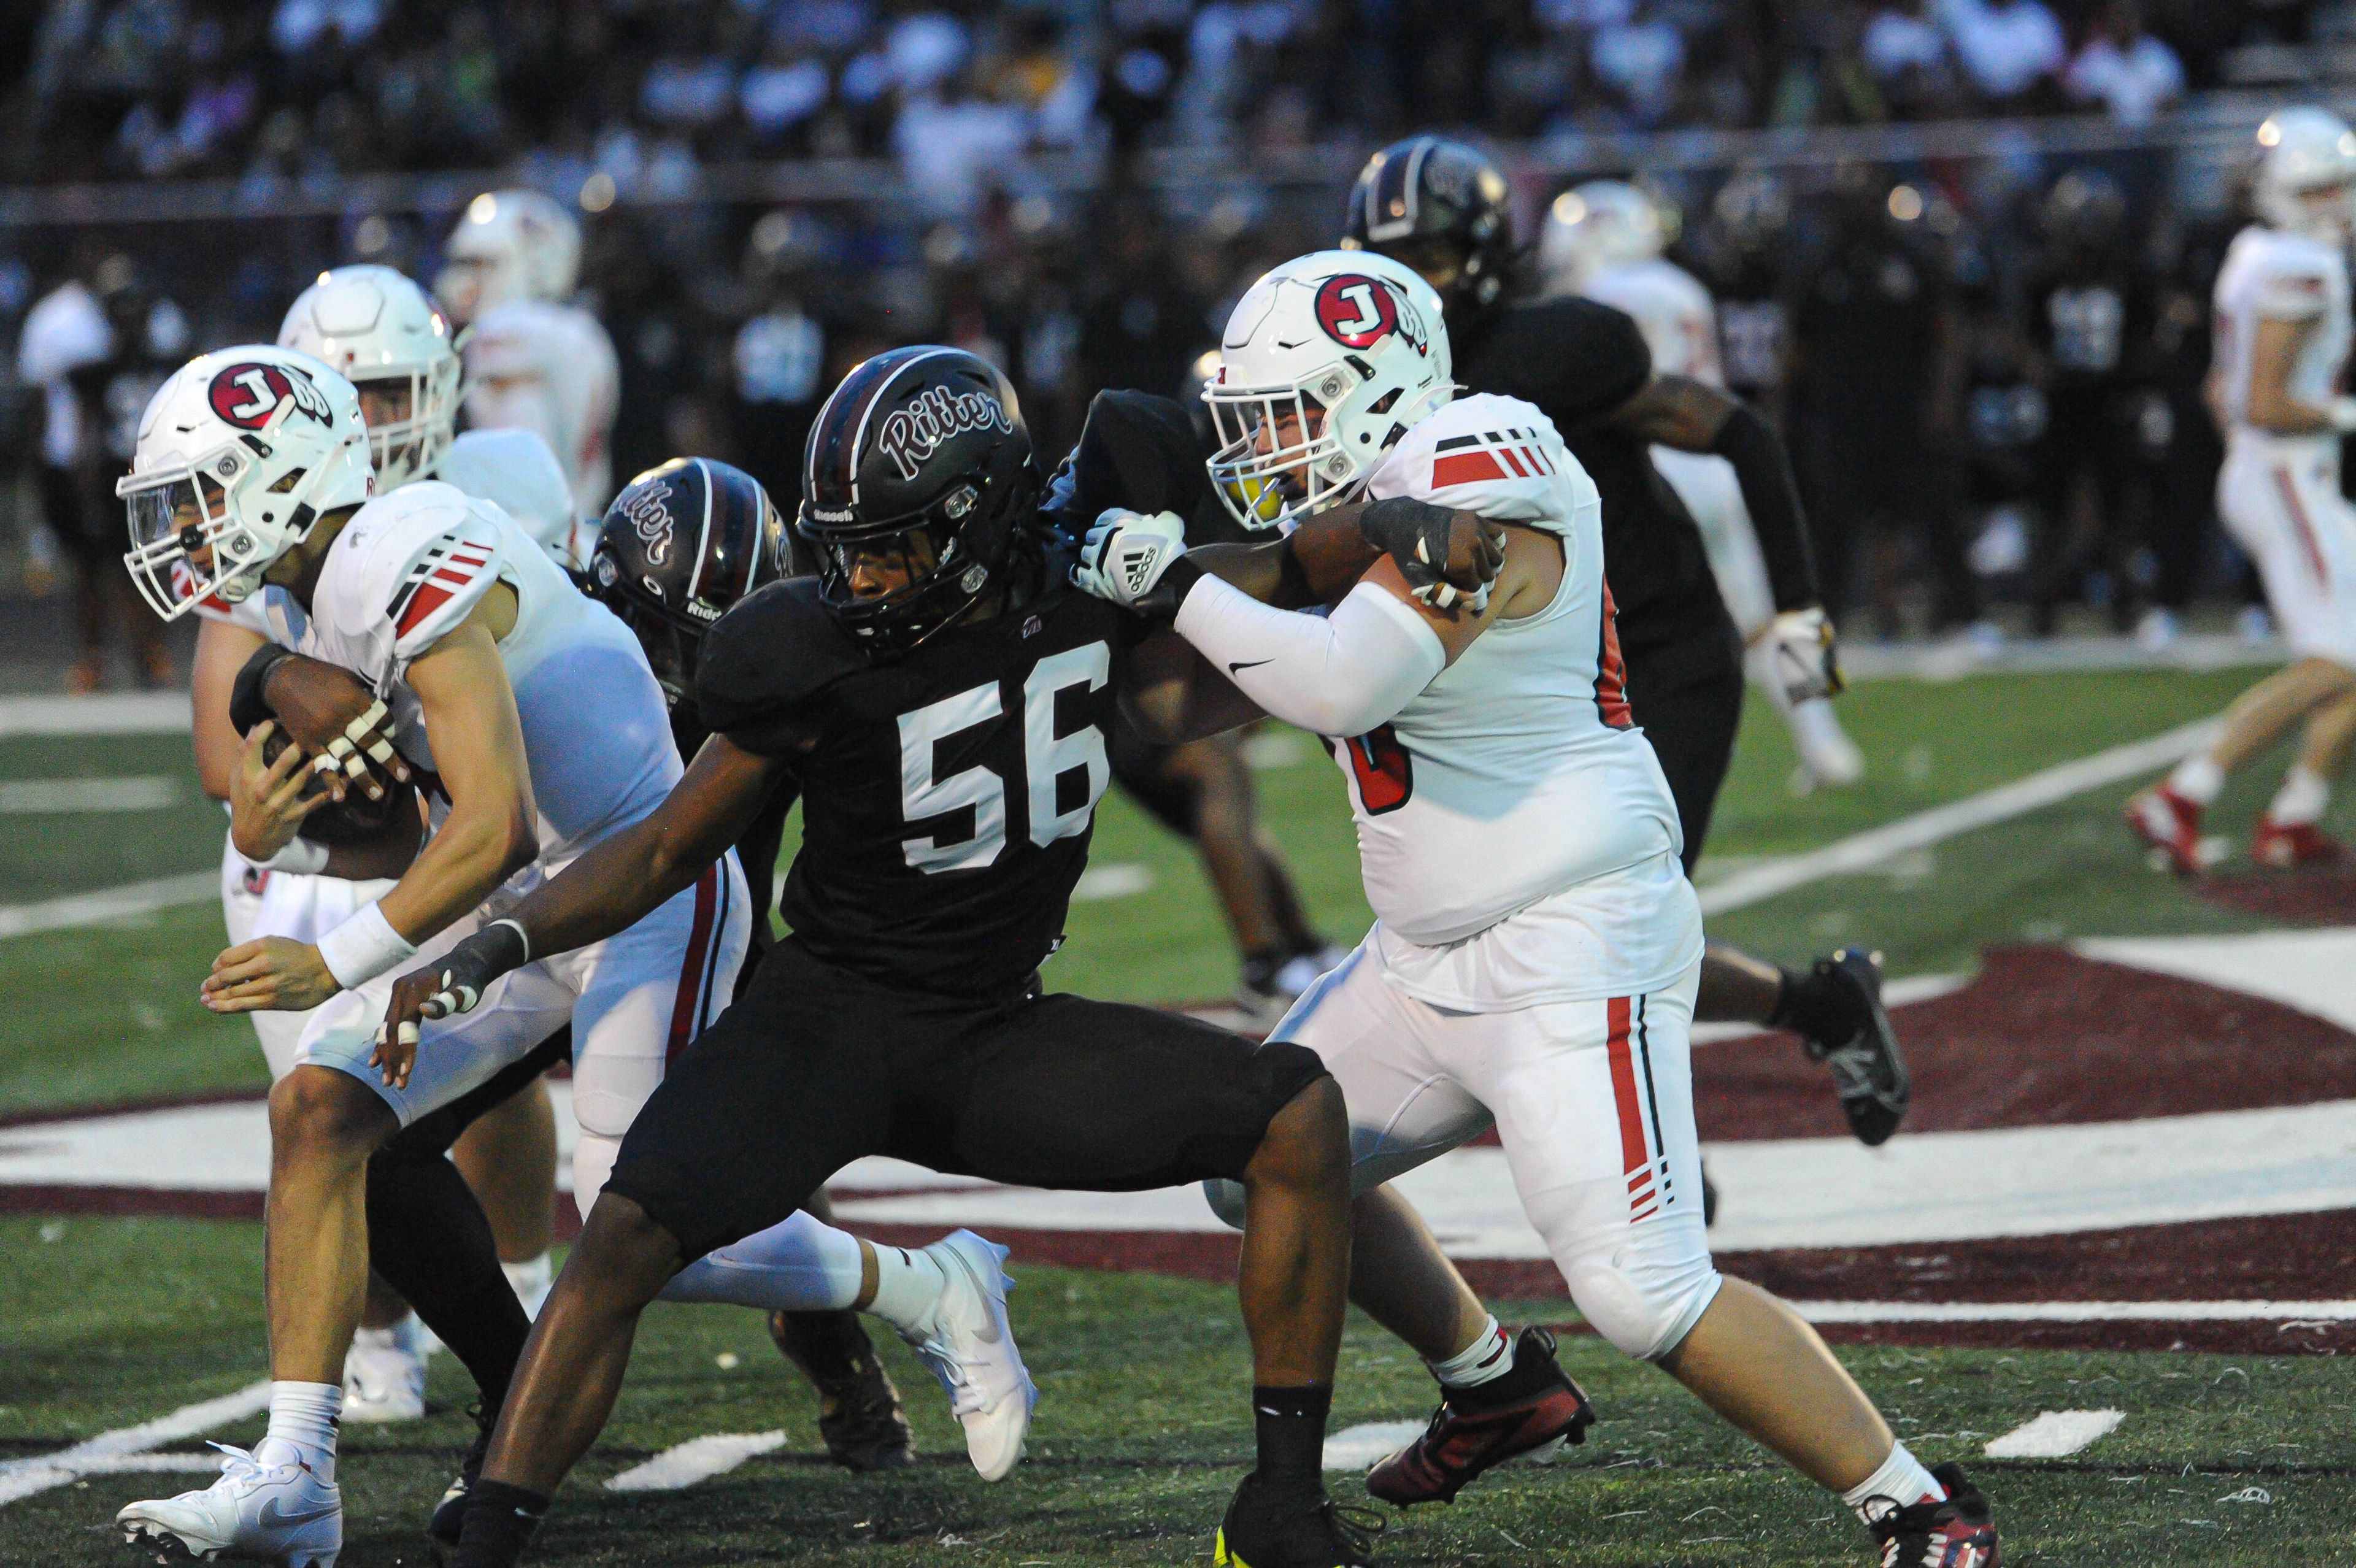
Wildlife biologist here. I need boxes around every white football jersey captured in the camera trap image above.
[297,481,677,868]
[2212,224,2351,435]
[464,298,622,520]
[1579,259,1723,386]
[437,426,582,567]
[1339,393,1698,1003]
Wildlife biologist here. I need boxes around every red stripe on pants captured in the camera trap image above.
[1604,996,1646,1177]
[663,867,720,1065]
[2274,466,2331,583]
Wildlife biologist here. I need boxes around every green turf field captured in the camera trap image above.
[7,664,2356,1565]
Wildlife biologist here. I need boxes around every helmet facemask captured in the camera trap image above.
[121,453,315,617]
[353,358,460,489]
[803,479,1006,654]
[1205,380,1358,531]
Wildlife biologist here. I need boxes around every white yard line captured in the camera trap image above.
[0,693,190,739]
[1698,717,2219,917]
[0,872,218,942]
[1322,1421,1426,1470]
[0,1379,269,1507]
[604,1431,787,1491]
[0,775,179,813]
[1984,1410,2125,1459]
[1792,1299,2356,1324]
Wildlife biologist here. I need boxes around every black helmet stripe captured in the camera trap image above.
[846,346,965,507]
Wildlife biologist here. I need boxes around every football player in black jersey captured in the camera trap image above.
[1342,136,1911,1151]
[383,347,1499,1568]
[584,456,915,1475]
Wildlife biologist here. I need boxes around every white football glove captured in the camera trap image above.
[1758,607,1845,703]
[1072,508,1190,612]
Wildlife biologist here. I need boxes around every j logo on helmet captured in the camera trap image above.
[208,362,333,431]
[1314,275,1423,356]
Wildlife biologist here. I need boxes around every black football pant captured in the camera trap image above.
[1625,649,1747,872]
[606,937,1330,1263]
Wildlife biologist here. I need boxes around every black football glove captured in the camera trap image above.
[1359,495,1501,612]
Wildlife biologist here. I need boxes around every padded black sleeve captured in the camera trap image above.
[226,641,295,737]
[1042,389,1231,544]
[692,577,863,756]
[1708,399,1821,612]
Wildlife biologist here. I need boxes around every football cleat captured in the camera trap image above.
[895,1229,1036,1481]
[2252,813,2344,869]
[2125,784,2204,876]
[118,1442,342,1567]
[769,1307,915,1471]
[1214,1473,1380,1567]
[1866,1462,1999,1567]
[1798,949,1911,1148]
[1238,950,1336,1029]
[428,1404,495,1548]
[1365,1326,1594,1507]
[342,1319,426,1423]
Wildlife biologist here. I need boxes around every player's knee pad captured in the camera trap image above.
[572,1131,623,1216]
[1201,1177,1248,1232]
[1538,1204,1721,1362]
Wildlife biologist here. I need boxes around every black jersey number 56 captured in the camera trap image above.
[895,641,1112,873]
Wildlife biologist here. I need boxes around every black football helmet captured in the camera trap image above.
[797,345,1039,656]
[1341,136,1517,326]
[588,456,785,702]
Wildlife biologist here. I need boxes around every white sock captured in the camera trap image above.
[2270,764,2330,826]
[1428,1315,1514,1390]
[2169,754,2224,806]
[660,1212,866,1312]
[257,1381,342,1482]
[1840,1440,1944,1526]
[502,1251,552,1312]
[863,1242,951,1335]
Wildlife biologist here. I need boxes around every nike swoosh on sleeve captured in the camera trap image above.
[1228,659,1273,674]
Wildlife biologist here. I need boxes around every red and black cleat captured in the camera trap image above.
[1365,1327,1595,1507]
[1867,1462,1999,1568]
[2252,813,2344,870]
[2125,784,2205,875]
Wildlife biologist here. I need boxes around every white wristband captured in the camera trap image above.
[2331,396,2356,432]
[315,901,417,991]
[258,836,331,875]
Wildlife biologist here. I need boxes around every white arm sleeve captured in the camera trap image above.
[1172,574,1446,737]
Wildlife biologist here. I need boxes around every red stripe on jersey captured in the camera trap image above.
[1433,450,1509,487]
[2275,466,2330,583]
[1595,578,1634,729]
[1523,444,1553,475]
[1496,444,1530,478]
[428,566,479,588]
[395,582,457,638]
[1606,997,1647,1178]
[664,866,721,1064]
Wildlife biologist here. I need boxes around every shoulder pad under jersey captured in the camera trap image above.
[693,576,864,753]
[1369,393,1593,533]
[439,428,578,565]
[1472,296,1654,425]
[315,481,510,667]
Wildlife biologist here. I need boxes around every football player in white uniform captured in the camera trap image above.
[191,266,582,1424]
[117,347,1026,1566]
[1543,182,1865,789]
[2131,107,2356,872]
[1076,252,2000,1568]
[437,188,622,526]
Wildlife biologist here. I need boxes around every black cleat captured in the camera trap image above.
[1866,1462,1999,1567]
[1366,1326,1593,1506]
[428,1402,494,1547]
[1214,1474,1380,1567]
[1798,948,1911,1147]
[769,1308,915,1472]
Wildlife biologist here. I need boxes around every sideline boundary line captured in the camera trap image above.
[0,1379,268,1507]
[0,693,190,739]
[0,872,218,942]
[1791,1299,2356,1324]
[1699,718,2219,917]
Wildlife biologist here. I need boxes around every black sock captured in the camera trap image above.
[366,1136,531,1413]
[1766,959,1854,1045]
[1252,1383,1331,1497]
[452,1480,549,1568]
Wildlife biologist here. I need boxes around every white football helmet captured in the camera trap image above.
[279,265,461,490]
[1538,180,1666,296]
[436,188,582,323]
[2255,107,2356,245]
[1204,250,1453,532]
[117,347,372,620]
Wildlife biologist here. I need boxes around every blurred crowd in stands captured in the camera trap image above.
[1,0,2349,685]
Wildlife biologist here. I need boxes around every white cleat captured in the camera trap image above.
[1787,698,1865,790]
[342,1320,426,1423]
[896,1229,1036,1482]
[118,1442,341,1566]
